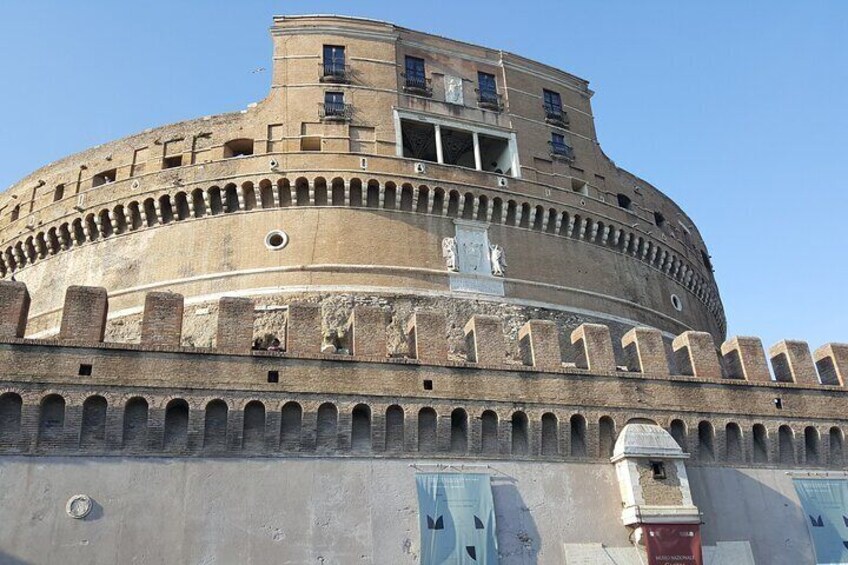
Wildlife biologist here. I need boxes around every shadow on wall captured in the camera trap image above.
[688,466,814,565]
[492,480,541,565]
[0,551,31,565]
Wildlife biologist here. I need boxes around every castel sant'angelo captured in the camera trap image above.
[1,15,846,565]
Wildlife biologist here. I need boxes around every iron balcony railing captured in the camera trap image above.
[319,101,352,121]
[549,141,575,162]
[544,106,570,127]
[401,73,433,97]
[476,89,503,111]
[320,61,350,83]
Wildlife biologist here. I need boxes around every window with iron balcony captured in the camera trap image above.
[321,45,349,83]
[321,92,351,121]
[549,132,574,161]
[476,72,502,111]
[543,89,569,127]
[402,56,432,97]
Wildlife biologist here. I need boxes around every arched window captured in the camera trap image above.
[519,203,531,228]
[38,394,65,444]
[382,181,396,209]
[348,178,363,207]
[416,185,430,213]
[316,403,338,450]
[163,399,189,450]
[431,188,445,215]
[570,414,586,457]
[223,184,240,213]
[541,413,558,456]
[447,190,460,217]
[779,425,795,465]
[314,178,329,206]
[805,427,820,465]
[481,410,499,454]
[385,405,405,452]
[80,395,107,448]
[598,416,615,458]
[830,427,844,467]
[203,400,228,450]
[670,419,687,451]
[280,402,302,450]
[725,423,743,462]
[123,397,148,449]
[331,178,346,206]
[491,198,503,224]
[418,408,437,452]
[174,192,190,220]
[450,408,468,453]
[351,404,372,452]
[0,392,23,434]
[278,179,293,207]
[698,421,715,461]
[191,189,206,218]
[159,195,174,223]
[242,401,266,451]
[511,411,528,455]
[242,182,257,211]
[461,192,474,219]
[143,199,157,227]
[753,424,769,463]
[207,187,223,215]
[260,180,276,208]
[366,180,380,208]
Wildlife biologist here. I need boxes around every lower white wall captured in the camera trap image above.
[0,457,815,564]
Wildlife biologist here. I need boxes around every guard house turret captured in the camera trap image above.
[611,422,700,528]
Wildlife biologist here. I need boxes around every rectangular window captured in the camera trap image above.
[550,132,573,160]
[322,45,346,80]
[543,89,562,115]
[405,56,426,88]
[477,72,500,109]
[322,91,348,120]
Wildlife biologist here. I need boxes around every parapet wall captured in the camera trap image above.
[0,280,846,468]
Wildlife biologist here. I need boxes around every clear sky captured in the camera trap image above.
[1,1,845,350]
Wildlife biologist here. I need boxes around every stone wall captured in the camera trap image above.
[0,457,817,564]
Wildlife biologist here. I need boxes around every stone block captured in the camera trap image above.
[286,303,321,355]
[518,320,561,369]
[216,297,254,353]
[0,281,30,339]
[621,327,669,375]
[571,323,616,372]
[672,331,721,379]
[463,315,504,364]
[406,311,447,363]
[141,292,184,347]
[59,286,108,344]
[769,340,818,385]
[347,306,387,357]
[814,343,848,386]
[721,336,770,382]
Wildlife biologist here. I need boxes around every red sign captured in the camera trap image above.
[644,524,703,565]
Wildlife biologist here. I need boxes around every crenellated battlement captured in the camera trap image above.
[0,281,842,386]
[2,280,847,470]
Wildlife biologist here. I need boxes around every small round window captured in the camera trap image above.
[670,294,683,312]
[264,230,289,251]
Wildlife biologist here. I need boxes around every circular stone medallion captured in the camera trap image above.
[66,494,93,519]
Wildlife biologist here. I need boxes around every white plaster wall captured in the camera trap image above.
[0,458,816,564]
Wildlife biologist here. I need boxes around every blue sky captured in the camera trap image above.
[1,1,846,349]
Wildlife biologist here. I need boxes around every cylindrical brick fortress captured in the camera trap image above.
[0,15,724,346]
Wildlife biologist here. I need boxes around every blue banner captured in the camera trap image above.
[794,478,848,564]
[416,473,498,564]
